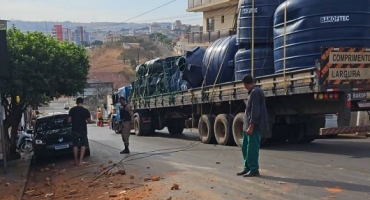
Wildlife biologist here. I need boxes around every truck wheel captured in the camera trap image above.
[214,114,235,145]
[198,115,216,144]
[113,118,121,134]
[286,124,304,144]
[134,114,147,136]
[232,113,245,147]
[84,148,91,157]
[300,135,316,143]
[168,119,184,134]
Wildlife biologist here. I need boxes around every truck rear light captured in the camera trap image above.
[324,94,329,99]
[333,93,339,99]
[329,94,333,99]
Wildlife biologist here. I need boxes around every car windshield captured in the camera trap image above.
[36,116,71,132]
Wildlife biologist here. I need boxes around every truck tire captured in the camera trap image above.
[85,148,91,157]
[134,113,147,136]
[300,135,316,143]
[286,124,304,144]
[198,115,216,144]
[168,119,185,134]
[113,117,121,134]
[214,114,235,146]
[232,113,245,147]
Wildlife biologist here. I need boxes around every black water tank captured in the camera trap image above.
[202,35,238,86]
[235,46,274,81]
[237,0,284,44]
[178,47,205,88]
[274,0,370,73]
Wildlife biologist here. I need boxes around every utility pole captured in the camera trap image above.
[137,48,140,65]
[0,19,8,174]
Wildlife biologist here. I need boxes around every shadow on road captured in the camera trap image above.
[262,175,370,193]
[144,131,201,142]
[263,139,370,158]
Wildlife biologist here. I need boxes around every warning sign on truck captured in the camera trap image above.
[321,47,370,85]
[328,68,370,80]
[329,52,370,64]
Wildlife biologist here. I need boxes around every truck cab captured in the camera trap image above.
[111,85,132,134]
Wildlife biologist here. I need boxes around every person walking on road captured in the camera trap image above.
[237,75,270,177]
[119,97,133,154]
[68,97,93,166]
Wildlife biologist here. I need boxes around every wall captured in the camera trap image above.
[203,5,237,32]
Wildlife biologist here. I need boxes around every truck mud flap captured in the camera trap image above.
[320,125,370,135]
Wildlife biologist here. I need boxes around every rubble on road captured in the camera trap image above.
[171,183,179,190]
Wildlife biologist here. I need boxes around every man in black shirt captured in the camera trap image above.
[68,97,93,166]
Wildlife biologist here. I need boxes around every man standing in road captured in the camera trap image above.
[68,97,93,166]
[119,97,133,154]
[237,75,270,177]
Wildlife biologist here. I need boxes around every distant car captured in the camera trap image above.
[32,113,90,162]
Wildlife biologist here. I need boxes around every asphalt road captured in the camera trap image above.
[84,125,370,200]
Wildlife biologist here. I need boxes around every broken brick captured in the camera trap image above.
[171,183,179,190]
[151,176,160,181]
[116,169,126,175]
[68,189,78,195]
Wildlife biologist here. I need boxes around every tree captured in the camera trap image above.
[1,27,90,157]
[91,40,103,46]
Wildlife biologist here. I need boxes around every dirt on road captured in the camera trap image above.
[22,158,191,200]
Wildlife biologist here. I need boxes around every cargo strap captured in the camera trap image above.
[251,0,255,77]
[283,1,288,92]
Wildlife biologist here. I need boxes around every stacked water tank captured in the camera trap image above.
[202,35,238,85]
[235,0,283,80]
[273,0,370,73]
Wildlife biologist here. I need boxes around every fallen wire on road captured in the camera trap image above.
[50,139,201,199]
[89,139,201,181]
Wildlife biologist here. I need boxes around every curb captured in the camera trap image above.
[18,154,33,200]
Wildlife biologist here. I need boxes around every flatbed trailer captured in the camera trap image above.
[130,47,370,146]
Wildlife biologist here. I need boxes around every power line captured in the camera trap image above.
[123,0,177,23]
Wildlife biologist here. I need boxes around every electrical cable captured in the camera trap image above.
[98,0,179,30]
[51,138,201,199]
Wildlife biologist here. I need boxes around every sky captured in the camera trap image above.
[0,0,203,25]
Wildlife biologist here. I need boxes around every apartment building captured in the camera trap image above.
[62,28,72,42]
[186,0,238,45]
[52,25,63,41]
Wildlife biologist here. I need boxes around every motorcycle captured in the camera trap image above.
[16,126,34,153]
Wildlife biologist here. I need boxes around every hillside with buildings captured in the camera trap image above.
[6,5,239,88]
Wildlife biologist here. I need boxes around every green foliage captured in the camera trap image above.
[91,40,103,46]
[149,33,173,47]
[3,27,90,106]
[1,27,90,155]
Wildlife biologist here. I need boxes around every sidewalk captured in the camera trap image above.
[0,154,32,200]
